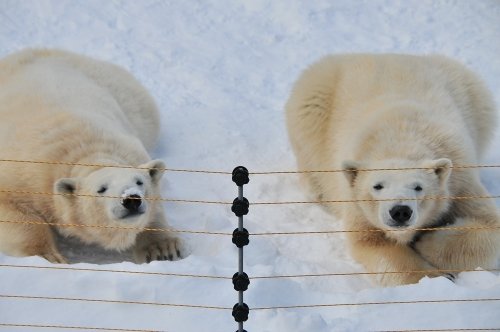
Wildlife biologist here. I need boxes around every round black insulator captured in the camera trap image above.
[232,166,249,186]
[232,228,249,248]
[231,197,249,216]
[232,303,249,322]
[232,272,250,291]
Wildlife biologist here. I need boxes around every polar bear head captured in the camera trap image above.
[53,160,166,250]
[342,158,452,242]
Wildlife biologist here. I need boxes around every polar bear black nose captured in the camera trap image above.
[389,205,413,224]
[122,194,142,212]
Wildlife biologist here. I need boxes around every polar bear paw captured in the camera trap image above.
[133,231,186,264]
[41,251,68,264]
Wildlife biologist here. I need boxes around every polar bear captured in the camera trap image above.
[286,54,499,286]
[0,49,185,264]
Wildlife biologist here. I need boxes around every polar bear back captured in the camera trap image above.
[0,49,160,150]
[286,54,497,172]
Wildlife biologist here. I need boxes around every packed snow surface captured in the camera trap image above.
[0,1,499,331]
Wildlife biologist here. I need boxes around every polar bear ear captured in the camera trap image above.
[54,178,78,196]
[342,161,361,187]
[426,158,452,185]
[141,159,166,183]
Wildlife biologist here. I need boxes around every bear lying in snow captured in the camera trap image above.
[0,49,185,264]
[286,54,499,286]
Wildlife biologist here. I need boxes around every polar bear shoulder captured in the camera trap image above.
[0,48,160,149]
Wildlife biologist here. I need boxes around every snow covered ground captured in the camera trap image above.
[0,1,499,331]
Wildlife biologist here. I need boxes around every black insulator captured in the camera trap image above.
[232,228,249,248]
[232,272,250,292]
[232,303,249,322]
[232,166,249,186]
[231,197,249,216]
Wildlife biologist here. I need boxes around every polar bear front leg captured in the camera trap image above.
[414,215,500,272]
[0,204,67,263]
[348,232,451,286]
[132,210,186,263]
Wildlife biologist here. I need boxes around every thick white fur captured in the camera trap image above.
[286,54,499,286]
[0,49,183,263]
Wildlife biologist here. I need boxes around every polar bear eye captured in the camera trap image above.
[136,180,143,186]
[373,184,384,190]
[414,185,423,192]
[97,186,107,194]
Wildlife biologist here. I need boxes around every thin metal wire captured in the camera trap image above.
[251,164,500,174]
[251,194,500,205]
[0,188,498,205]
[1,219,498,237]
[250,268,500,279]
[4,323,496,331]
[2,294,497,311]
[251,225,500,236]
[251,298,500,310]
[0,294,230,310]
[0,323,162,332]
[0,158,231,175]
[377,329,500,332]
[1,158,499,174]
[2,263,497,280]
[0,264,230,280]
[0,219,231,236]
[0,189,230,205]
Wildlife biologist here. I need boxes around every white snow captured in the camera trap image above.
[0,1,499,331]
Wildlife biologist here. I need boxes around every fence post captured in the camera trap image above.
[231,166,250,332]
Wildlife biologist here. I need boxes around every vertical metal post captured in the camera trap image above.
[238,185,244,332]
[238,185,244,312]
[231,166,250,332]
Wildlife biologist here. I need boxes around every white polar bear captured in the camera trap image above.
[286,54,499,286]
[0,49,185,264]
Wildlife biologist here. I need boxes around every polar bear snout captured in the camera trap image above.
[116,188,146,220]
[379,198,419,229]
[122,194,142,212]
[389,205,413,226]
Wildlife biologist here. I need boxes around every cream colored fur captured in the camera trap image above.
[286,54,499,286]
[0,49,183,264]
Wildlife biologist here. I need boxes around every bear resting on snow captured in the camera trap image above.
[0,49,184,264]
[286,54,499,286]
